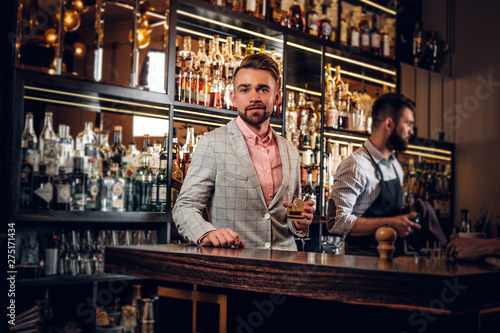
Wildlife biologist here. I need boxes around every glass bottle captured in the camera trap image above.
[54,167,71,211]
[370,14,381,56]
[171,159,183,209]
[32,164,54,209]
[97,130,112,177]
[86,158,101,211]
[245,0,257,17]
[359,6,371,52]
[412,22,423,66]
[325,94,339,129]
[75,121,97,174]
[234,39,244,67]
[20,148,34,209]
[172,127,181,167]
[126,140,141,173]
[339,10,348,45]
[210,35,225,108]
[244,39,255,57]
[181,46,196,104]
[57,125,74,174]
[195,38,211,106]
[349,7,361,49]
[318,4,332,41]
[40,111,58,177]
[306,0,319,36]
[182,126,196,176]
[102,163,125,212]
[285,92,297,143]
[119,161,135,211]
[70,157,86,211]
[21,112,40,172]
[287,0,305,32]
[224,72,235,110]
[175,49,183,102]
[135,152,153,212]
[148,143,160,177]
[155,152,168,212]
[334,65,344,109]
[111,125,126,168]
[223,36,236,84]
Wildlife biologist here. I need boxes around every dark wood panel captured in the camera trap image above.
[105,244,500,315]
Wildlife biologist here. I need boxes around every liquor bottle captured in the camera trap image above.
[352,92,365,132]
[244,39,255,57]
[339,10,348,45]
[318,4,332,40]
[223,36,236,82]
[86,158,101,211]
[119,161,135,211]
[148,143,160,177]
[175,49,183,102]
[224,72,235,110]
[135,152,153,211]
[57,125,74,174]
[288,0,305,32]
[181,42,196,104]
[155,152,168,212]
[182,126,196,176]
[97,130,112,177]
[125,140,141,172]
[245,0,257,17]
[75,121,97,173]
[324,63,335,98]
[333,65,344,110]
[210,35,225,108]
[40,111,58,177]
[32,164,54,210]
[234,39,244,67]
[172,128,181,165]
[370,14,381,56]
[20,147,34,209]
[360,86,373,133]
[285,92,297,143]
[349,7,361,49]
[412,22,423,66]
[111,126,126,168]
[70,157,86,211]
[171,159,183,209]
[196,38,211,106]
[54,167,71,211]
[21,112,40,172]
[226,0,239,11]
[306,0,319,36]
[381,26,391,59]
[102,163,125,212]
[358,6,370,52]
[325,94,338,129]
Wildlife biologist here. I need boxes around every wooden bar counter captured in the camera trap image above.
[105,244,500,332]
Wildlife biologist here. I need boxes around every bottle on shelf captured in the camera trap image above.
[155,156,168,213]
[325,93,338,129]
[234,39,244,67]
[57,124,74,174]
[86,158,101,211]
[54,166,71,211]
[182,126,196,176]
[287,0,306,32]
[75,121,97,174]
[171,159,183,210]
[196,37,211,107]
[101,163,126,212]
[358,6,371,53]
[210,35,225,109]
[119,161,135,212]
[20,147,34,209]
[339,10,348,45]
[318,3,332,41]
[40,111,58,177]
[285,92,298,145]
[125,140,141,172]
[70,157,86,211]
[135,148,153,211]
[32,164,54,210]
[111,125,126,168]
[97,129,112,177]
[306,0,319,36]
[349,7,361,49]
[21,112,40,172]
[370,14,381,56]
[180,37,196,104]
[412,22,423,66]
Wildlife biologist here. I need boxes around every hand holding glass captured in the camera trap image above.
[287,193,309,222]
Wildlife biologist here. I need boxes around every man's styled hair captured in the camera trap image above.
[233,53,280,84]
[371,93,416,130]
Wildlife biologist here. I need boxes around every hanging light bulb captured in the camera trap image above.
[44,28,58,46]
[63,9,81,32]
[73,42,87,58]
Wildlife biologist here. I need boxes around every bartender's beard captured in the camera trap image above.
[388,128,408,152]
[238,105,272,126]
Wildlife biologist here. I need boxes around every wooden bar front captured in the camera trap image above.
[105,244,500,332]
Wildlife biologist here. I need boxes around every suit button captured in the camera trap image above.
[264,213,270,219]
[264,242,271,249]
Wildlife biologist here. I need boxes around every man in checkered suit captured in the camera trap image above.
[173,53,315,250]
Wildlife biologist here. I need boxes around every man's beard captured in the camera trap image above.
[239,105,272,126]
[388,128,408,152]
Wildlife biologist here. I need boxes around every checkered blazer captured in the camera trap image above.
[172,119,302,251]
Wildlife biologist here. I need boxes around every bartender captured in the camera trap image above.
[327,93,421,256]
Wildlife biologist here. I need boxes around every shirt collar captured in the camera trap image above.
[364,139,396,164]
[236,116,273,146]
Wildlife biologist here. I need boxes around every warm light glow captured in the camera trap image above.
[63,10,81,33]
[360,0,397,15]
[285,85,322,97]
[73,42,87,58]
[73,0,85,13]
[44,28,58,46]
[130,14,151,49]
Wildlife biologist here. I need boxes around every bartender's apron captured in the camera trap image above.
[344,144,404,257]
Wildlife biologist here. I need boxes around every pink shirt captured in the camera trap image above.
[236,116,283,207]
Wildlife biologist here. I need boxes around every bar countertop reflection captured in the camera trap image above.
[105,244,500,315]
